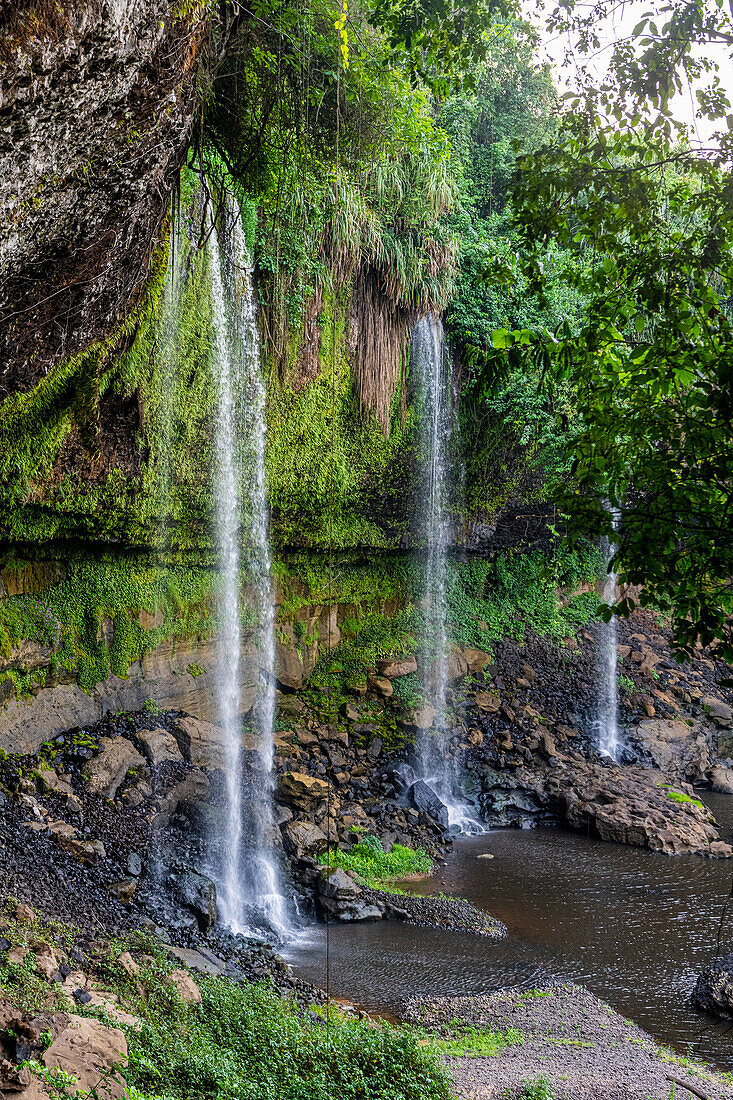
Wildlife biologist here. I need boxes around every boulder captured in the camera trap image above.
[376,656,418,679]
[317,869,384,922]
[43,1015,128,1098]
[173,716,227,769]
[168,969,201,1005]
[703,696,733,725]
[463,648,493,675]
[276,625,318,689]
[33,769,75,799]
[136,727,183,766]
[409,780,449,831]
[474,692,501,714]
[693,954,733,1017]
[404,704,436,730]
[711,766,733,795]
[367,675,393,699]
[83,737,144,798]
[277,772,331,812]
[390,762,415,793]
[447,647,469,682]
[160,769,211,818]
[109,880,136,904]
[282,820,328,858]
[633,718,709,781]
[171,871,217,931]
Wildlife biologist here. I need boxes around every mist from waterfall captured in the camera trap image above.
[412,317,484,835]
[208,191,289,940]
[597,508,621,761]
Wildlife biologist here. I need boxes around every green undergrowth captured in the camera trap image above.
[0,556,216,693]
[305,543,604,694]
[0,903,452,1100]
[325,836,433,889]
[422,1022,525,1059]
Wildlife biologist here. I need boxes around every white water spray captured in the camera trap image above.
[412,317,484,835]
[209,192,289,939]
[597,508,621,761]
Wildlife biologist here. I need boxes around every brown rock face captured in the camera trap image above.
[633,718,709,782]
[277,772,331,812]
[552,763,730,857]
[42,1016,128,1099]
[0,1,207,395]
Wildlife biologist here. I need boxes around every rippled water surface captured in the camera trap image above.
[285,792,733,1068]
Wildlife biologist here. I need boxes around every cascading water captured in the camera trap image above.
[208,191,289,939]
[597,508,621,761]
[412,317,484,834]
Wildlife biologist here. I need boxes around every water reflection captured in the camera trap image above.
[286,798,733,1068]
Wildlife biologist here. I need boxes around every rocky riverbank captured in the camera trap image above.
[406,985,733,1100]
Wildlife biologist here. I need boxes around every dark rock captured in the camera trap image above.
[127,852,142,877]
[73,989,93,1005]
[390,763,415,793]
[693,954,733,1017]
[409,780,449,831]
[171,870,217,931]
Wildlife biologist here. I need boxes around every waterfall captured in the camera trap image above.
[208,191,289,940]
[597,508,621,761]
[412,317,484,835]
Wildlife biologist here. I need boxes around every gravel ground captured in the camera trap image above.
[405,985,733,1100]
[365,887,506,936]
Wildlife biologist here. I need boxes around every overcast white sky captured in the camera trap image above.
[525,0,733,144]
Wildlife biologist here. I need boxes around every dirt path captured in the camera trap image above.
[406,985,733,1100]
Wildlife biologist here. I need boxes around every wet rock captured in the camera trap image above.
[376,656,417,678]
[693,954,733,1017]
[404,704,436,730]
[83,737,145,798]
[127,852,143,877]
[409,780,449,831]
[170,871,217,931]
[282,820,328,858]
[136,727,183,766]
[390,763,415,792]
[317,869,384,922]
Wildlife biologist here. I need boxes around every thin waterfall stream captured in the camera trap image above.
[208,191,290,940]
[597,507,621,760]
[412,316,484,835]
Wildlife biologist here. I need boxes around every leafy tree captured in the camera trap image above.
[487,0,733,656]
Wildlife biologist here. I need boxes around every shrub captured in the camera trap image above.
[325,837,432,888]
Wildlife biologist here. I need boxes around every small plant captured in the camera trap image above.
[427,1024,524,1058]
[662,786,704,809]
[143,699,164,717]
[186,663,205,678]
[518,1075,555,1100]
[617,674,635,693]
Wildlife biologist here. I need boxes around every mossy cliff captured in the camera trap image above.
[0,6,587,750]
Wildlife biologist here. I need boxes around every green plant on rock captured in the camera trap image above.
[325,836,432,888]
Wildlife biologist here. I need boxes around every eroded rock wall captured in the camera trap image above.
[0,0,207,395]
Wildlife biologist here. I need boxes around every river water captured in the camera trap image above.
[286,792,733,1069]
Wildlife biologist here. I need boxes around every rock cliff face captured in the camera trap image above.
[0,0,207,395]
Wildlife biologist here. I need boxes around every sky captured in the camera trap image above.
[525,0,733,145]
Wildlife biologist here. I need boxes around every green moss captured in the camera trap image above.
[0,555,216,693]
[663,787,704,809]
